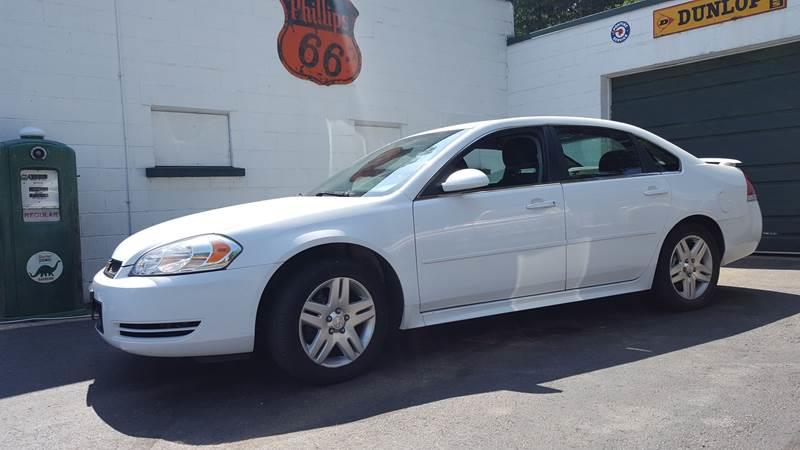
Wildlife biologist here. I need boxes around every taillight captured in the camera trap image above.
[744,174,757,202]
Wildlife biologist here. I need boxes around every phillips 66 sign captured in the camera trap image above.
[278,0,362,86]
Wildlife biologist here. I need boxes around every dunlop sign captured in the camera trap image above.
[653,0,787,37]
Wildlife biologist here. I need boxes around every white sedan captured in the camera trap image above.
[91,117,762,384]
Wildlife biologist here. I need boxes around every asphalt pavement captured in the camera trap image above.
[1,256,798,449]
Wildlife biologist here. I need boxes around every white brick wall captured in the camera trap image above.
[0,0,126,286]
[118,0,513,248]
[5,0,798,294]
[508,0,800,118]
[0,0,513,287]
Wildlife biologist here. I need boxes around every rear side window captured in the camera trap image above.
[554,126,644,180]
[636,137,681,172]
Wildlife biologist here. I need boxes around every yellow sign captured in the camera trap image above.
[653,0,787,37]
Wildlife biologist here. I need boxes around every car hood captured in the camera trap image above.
[111,196,378,265]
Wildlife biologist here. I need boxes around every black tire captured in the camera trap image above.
[652,223,721,311]
[260,258,390,385]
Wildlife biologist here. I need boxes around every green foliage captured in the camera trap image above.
[513,0,642,36]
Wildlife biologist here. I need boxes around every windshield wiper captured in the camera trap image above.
[315,191,353,197]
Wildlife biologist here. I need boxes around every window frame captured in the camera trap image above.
[416,126,555,200]
[545,125,660,183]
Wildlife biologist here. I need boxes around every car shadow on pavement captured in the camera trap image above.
[1,286,798,445]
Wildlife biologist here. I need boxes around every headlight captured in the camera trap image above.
[130,234,242,276]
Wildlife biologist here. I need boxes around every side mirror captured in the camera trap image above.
[441,168,490,193]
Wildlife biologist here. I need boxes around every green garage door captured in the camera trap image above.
[612,42,800,253]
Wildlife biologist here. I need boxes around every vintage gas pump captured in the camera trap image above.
[0,127,83,319]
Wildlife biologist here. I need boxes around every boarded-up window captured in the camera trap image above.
[152,110,231,166]
[355,123,402,155]
[327,120,403,175]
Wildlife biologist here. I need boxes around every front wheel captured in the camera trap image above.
[652,225,721,311]
[261,258,389,384]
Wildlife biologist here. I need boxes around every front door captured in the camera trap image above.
[413,128,567,312]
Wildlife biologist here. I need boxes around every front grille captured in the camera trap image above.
[118,321,200,339]
[104,259,122,278]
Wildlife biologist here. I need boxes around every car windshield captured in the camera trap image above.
[309,129,466,197]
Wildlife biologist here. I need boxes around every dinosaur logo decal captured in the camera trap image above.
[277,0,362,86]
[26,251,63,284]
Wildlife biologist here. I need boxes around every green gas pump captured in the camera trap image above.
[0,127,84,319]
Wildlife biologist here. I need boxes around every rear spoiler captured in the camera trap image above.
[700,158,742,167]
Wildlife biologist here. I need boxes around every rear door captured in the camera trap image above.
[550,126,671,289]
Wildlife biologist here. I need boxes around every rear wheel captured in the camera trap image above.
[652,224,721,311]
[261,258,389,384]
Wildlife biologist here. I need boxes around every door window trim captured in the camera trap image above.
[416,126,554,200]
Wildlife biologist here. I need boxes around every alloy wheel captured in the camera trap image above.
[669,235,713,300]
[298,277,377,368]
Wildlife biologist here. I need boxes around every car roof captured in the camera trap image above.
[419,116,645,135]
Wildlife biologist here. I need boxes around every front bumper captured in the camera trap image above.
[91,263,277,357]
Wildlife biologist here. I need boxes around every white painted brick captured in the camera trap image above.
[72,145,126,169]
[103,191,130,213]
[43,2,116,34]
[71,76,121,101]
[76,168,128,191]
[80,235,125,260]
[2,0,513,283]
[82,258,108,283]
[130,146,156,169]
[0,0,44,24]
[80,212,130,237]
[78,190,107,214]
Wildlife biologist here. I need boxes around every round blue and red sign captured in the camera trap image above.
[611,21,631,43]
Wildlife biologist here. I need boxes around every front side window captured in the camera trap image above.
[636,137,681,172]
[555,126,644,180]
[425,131,544,195]
[309,129,465,197]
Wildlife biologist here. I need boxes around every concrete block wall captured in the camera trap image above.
[507,0,800,119]
[0,0,127,289]
[0,0,513,288]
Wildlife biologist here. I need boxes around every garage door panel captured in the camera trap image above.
[614,54,800,104]
[613,41,800,252]
[668,127,800,167]
[749,181,800,216]
[645,108,800,143]
[760,216,800,253]
[614,73,800,128]
[761,215,797,238]
[760,236,800,253]
[742,164,800,184]
[614,43,800,89]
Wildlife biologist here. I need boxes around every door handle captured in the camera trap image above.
[526,200,557,210]
[643,186,668,196]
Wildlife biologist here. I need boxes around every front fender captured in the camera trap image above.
[279,230,396,265]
